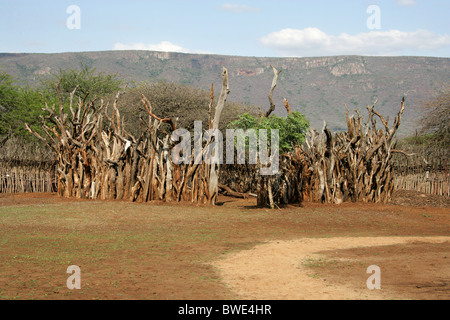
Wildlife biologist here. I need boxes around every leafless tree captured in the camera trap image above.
[420,84,450,148]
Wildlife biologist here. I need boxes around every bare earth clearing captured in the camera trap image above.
[213,236,449,300]
[0,190,449,300]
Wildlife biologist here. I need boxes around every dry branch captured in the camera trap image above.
[141,95,177,131]
[218,183,248,199]
[283,98,292,115]
[264,65,282,118]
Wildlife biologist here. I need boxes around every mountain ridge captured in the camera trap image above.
[1,50,449,136]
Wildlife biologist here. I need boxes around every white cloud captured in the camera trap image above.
[113,41,211,54]
[113,41,191,53]
[260,27,450,57]
[397,0,417,6]
[219,3,261,13]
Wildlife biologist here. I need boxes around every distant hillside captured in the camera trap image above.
[0,51,449,136]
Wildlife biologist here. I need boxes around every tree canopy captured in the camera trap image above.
[0,65,124,139]
[228,111,310,153]
[116,81,260,137]
[41,63,123,100]
[0,71,49,137]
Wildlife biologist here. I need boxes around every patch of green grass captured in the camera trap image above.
[301,257,337,268]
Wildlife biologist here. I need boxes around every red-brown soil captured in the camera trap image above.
[0,190,448,300]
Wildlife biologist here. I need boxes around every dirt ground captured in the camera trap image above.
[0,190,449,300]
[390,189,450,208]
[213,236,449,300]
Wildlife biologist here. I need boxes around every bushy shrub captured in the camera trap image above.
[41,62,123,100]
[116,81,259,137]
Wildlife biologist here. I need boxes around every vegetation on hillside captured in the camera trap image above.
[2,52,448,136]
[1,60,446,165]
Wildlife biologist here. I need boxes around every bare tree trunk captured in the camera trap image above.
[264,65,282,118]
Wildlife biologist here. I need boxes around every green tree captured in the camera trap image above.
[229,111,310,153]
[0,72,29,136]
[1,64,124,139]
[0,82,51,138]
[42,62,123,100]
[0,72,20,115]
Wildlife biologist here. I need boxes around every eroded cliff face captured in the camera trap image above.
[330,61,368,76]
[34,66,51,75]
[233,56,369,77]
[294,56,368,76]
[235,68,264,76]
[277,56,367,73]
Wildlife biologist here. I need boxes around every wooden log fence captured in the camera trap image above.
[13,65,439,206]
[256,98,409,206]
[394,173,449,196]
[23,68,230,204]
[0,160,57,193]
[392,148,449,196]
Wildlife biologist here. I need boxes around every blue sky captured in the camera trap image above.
[0,0,449,57]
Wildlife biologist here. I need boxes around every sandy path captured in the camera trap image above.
[212,236,450,300]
